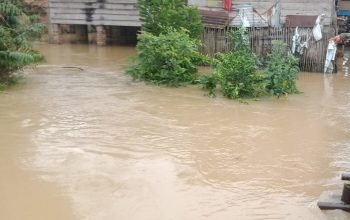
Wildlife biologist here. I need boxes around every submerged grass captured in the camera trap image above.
[0,72,25,92]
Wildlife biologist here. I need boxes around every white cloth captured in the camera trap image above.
[324,40,337,73]
[291,27,309,55]
[292,27,300,54]
[239,9,251,28]
[313,14,325,41]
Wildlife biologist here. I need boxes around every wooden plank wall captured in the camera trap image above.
[233,0,335,26]
[50,0,334,27]
[49,0,141,26]
[188,0,222,8]
[200,27,335,72]
[188,0,335,26]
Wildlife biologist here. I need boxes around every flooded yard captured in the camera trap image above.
[1,44,350,220]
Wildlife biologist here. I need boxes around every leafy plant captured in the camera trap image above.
[126,29,200,87]
[0,0,45,86]
[0,83,6,91]
[214,51,267,99]
[192,53,213,66]
[204,28,266,99]
[228,27,250,52]
[137,0,203,39]
[266,41,300,97]
[196,74,218,97]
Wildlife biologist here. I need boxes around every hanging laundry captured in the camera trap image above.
[324,40,337,73]
[223,0,232,11]
[291,27,310,56]
[313,14,325,41]
[261,0,281,27]
[239,8,250,27]
[299,36,310,55]
[292,27,300,55]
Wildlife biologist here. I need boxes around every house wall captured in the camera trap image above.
[49,0,141,26]
[49,0,141,45]
[189,0,335,26]
[49,0,334,27]
[200,26,334,72]
[188,0,222,7]
[235,0,334,25]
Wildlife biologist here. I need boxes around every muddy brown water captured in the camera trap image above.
[1,44,350,220]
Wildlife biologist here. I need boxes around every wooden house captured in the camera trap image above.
[338,0,350,16]
[48,0,337,72]
[337,0,350,33]
[49,0,140,45]
[188,0,337,28]
[191,0,337,72]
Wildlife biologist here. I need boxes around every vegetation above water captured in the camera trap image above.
[266,41,300,97]
[199,29,300,99]
[210,28,267,99]
[138,0,203,39]
[126,29,200,87]
[127,1,300,100]
[0,0,45,90]
[127,0,204,87]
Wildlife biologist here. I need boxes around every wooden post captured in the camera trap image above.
[51,24,61,44]
[341,184,350,204]
[96,25,106,46]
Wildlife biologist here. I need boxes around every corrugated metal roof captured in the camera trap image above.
[200,10,231,28]
[285,15,317,28]
[338,0,350,11]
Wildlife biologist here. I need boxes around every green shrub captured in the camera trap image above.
[138,0,203,39]
[0,83,6,91]
[204,28,266,99]
[0,0,45,85]
[196,74,218,97]
[266,41,300,97]
[214,51,267,99]
[126,29,200,87]
[228,27,250,52]
[192,53,213,66]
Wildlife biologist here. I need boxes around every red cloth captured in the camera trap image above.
[223,0,232,11]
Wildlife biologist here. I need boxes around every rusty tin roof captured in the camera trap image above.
[200,10,231,28]
[285,15,317,28]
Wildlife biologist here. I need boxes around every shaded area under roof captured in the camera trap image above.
[285,15,317,28]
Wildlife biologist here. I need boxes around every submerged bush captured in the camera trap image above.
[214,51,266,99]
[138,0,203,39]
[126,29,200,87]
[266,41,300,97]
[0,0,45,85]
[227,27,250,52]
[196,73,218,97]
[126,0,204,87]
[207,28,267,99]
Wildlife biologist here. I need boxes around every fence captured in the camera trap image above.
[200,27,335,72]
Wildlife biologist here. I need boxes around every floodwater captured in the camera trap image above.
[1,44,350,220]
